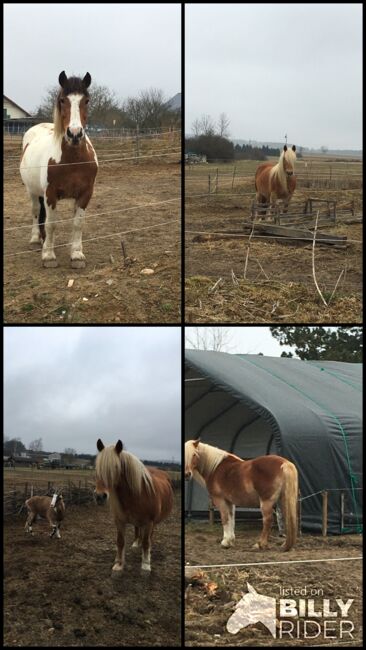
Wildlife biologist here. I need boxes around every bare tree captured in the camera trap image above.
[191,114,216,137]
[29,438,43,452]
[217,112,230,138]
[185,327,233,352]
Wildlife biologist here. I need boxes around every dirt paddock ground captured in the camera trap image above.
[185,521,363,647]
[4,491,182,647]
[185,158,362,323]
[4,132,181,323]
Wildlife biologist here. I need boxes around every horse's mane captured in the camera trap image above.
[190,441,228,478]
[271,147,296,187]
[96,445,155,495]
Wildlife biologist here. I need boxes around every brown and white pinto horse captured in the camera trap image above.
[20,71,98,268]
[255,144,296,218]
[24,491,65,538]
[95,439,174,574]
[185,439,298,551]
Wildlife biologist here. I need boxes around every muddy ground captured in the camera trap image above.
[185,171,362,323]
[185,521,363,647]
[4,491,182,647]
[4,133,181,323]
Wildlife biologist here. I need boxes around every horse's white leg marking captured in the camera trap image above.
[141,523,153,572]
[50,524,57,538]
[215,499,235,547]
[56,525,61,539]
[112,526,126,572]
[42,203,58,267]
[29,195,42,246]
[70,204,86,268]
[222,504,235,547]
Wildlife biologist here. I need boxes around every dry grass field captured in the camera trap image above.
[4,131,181,324]
[185,156,362,323]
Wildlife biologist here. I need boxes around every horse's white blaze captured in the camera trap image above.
[51,494,57,507]
[68,94,84,135]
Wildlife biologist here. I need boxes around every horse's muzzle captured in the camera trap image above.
[286,171,294,177]
[185,471,192,480]
[66,127,84,145]
[94,491,108,506]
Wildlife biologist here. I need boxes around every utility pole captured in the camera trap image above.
[284,133,288,146]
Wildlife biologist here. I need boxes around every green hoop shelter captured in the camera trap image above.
[185,350,362,534]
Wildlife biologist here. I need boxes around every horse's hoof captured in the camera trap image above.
[141,564,151,574]
[221,540,233,548]
[71,259,86,269]
[112,563,123,572]
[131,541,141,550]
[43,259,58,268]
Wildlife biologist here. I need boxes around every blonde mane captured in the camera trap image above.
[96,445,155,495]
[186,441,228,479]
[53,99,64,139]
[271,146,296,189]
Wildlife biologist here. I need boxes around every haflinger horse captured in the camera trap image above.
[255,144,296,219]
[20,71,98,268]
[24,490,65,538]
[95,439,174,574]
[185,439,298,551]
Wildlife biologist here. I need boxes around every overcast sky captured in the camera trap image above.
[185,327,295,356]
[186,3,362,149]
[4,3,181,113]
[4,327,181,462]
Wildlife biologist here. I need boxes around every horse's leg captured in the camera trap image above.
[50,524,57,538]
[29,195,42,247]
[56,522,62,539]
[25,512,36,535]
[112,524,126,572]
[42,202,58,267]
[214,498,235,547]
[132,526,142,549]
[70,202,87,268]
[141,522,154,572]
[254,499,275,550]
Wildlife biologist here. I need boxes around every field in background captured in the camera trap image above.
[185,155,362,323]
[4,131,181,323]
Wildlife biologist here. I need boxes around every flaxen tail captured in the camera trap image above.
[281,461,298,551]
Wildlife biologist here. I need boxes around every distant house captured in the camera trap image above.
[3,95,32,119]
[47,452,62,465]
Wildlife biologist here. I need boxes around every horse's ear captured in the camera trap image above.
[97,439,104,452]
[283,144,288,152]
[59,71,68,88]
[292,145,296,152]
[115,440,123,454]
[83,72,91,88]
[193,438,201,448]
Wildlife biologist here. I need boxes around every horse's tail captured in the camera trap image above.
[38,196,46,242]
[281,461,298,551]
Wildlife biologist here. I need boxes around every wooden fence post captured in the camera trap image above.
[215,168,219,193]
[340,492,345,534]
[232,166,236,189]
[208,498,214,526]
[322,490,328,537]
[298,490,302,536]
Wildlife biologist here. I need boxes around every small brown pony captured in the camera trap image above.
[185,439,298,551]
[24,491,65,538]
[95,439,174,574]
[255,144,296,218]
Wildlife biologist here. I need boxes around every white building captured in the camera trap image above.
[3,95,32,119]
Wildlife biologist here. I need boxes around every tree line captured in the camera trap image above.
[33,85,181,130]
